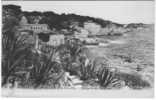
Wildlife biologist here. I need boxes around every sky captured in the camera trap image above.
[2,1,154,24]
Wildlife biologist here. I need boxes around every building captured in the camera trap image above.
[19,16,65,48]
[47,34,65,46]
[84,21,101,35]
[19,16,51,33]
[74,27,89,41]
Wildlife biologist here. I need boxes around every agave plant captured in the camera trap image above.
[2,30,31,86]
[97,66,120,89]
[79,57,97,80]
[29,48,64,88]
[58,38,85,73]
[64,38,84,61]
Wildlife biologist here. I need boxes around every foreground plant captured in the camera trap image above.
[115,72,151,89]
[29,48,64,88]
[97,66,120,89]
[59,38,85,73]
[79,57,97,80]
[2,31,31,86]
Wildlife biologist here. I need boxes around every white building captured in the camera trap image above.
[84,21,101,35]
[47,34,65,46]
[20,24,50,33]
[19,16,51,33]
[19,16,65,48]
[74,27,89,41]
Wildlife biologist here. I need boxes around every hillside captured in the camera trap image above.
[3,4,147,36]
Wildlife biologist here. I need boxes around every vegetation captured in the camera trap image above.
[79,58,97,80]
[3,4,123,31]
[2,31,31,86]
[27,49,63,88]
[115,72,151,89]
[2,30,65,88]
[97,67,120,89]
[59,38,84,73]
[2,4,152,90]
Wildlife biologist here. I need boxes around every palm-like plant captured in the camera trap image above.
[59,38,85,72]
[64,38,84,61]
[29,48,64,88]
[97,67,120,89]
[79,58,97,80]
[2,31,31,86]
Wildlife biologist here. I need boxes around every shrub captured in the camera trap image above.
[63,38,83,61]
[97,67,120,89]
[59,38,86,73]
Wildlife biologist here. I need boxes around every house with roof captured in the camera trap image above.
[46,34,64,46]
[19,16,51,34]
[19,16,65,48]
[74,27,89,41]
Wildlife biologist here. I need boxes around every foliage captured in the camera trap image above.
[79,57,97,80]
[3,5,21,29]
[40,44,54,54]
[3,5,21,18]
[97,67,120,88]
[126,23,145,29]
[2,31,31,86]
[2,30,66,88]
[27,49,64,88]
[59,38,84,72]
[2,17,19,33]
[3,4,124,31]
[2,4,31,87]
[23,11,42,24]
[115,72,151,89]
[2,4,152,90]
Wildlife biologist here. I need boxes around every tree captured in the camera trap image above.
[2,5,21,36]
[2,30,31,86]
[23,11,42,24]
[3,5,21,19]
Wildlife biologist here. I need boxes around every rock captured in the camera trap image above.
[72,79,83,84]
